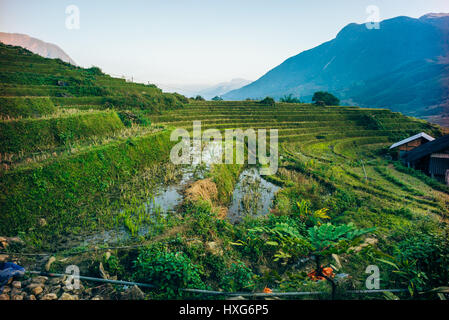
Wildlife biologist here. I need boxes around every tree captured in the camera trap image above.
[312,91,340,106]
[190,95,206,101]
[259,96,275,106]
[280,94,301,103]
[211,96,223,101]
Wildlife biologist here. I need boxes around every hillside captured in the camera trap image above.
[0,43,448,300]
[0,32,77,65]
[223,14,449,125]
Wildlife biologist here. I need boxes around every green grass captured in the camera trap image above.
[0,110,124,154]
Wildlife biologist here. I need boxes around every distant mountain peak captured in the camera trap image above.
[0,32,76,65]
[223,13,449,125]
[420,12,449,19]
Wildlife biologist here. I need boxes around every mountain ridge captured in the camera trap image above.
[223,13,449,125]
[0,32,76,65]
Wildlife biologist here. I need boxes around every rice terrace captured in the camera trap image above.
[0,0,448,308]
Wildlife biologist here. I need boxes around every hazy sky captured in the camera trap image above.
[1,0,449,87]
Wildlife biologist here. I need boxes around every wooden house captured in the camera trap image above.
[389,132,435,158]
[402,134,449,184]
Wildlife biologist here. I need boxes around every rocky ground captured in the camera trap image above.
[0,275,146,301]
[1,236,146,301]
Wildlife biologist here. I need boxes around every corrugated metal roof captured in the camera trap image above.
[403,134,449,163]
[389,132,435,149]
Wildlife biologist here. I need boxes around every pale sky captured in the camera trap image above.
[1,0,449,87]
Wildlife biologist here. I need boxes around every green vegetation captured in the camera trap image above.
[312,91,340,106]
[280,94,301,103]
[0,110,124,154]
[1,42,448,300]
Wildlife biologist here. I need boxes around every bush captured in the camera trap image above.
[134,249,205,298]
[212,96,223,101]
[280,94,301,103]
[312,91,340,106]
[259,97,275,106]
[220,261,255,292]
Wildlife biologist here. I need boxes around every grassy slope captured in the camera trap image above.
[1,43,448,298]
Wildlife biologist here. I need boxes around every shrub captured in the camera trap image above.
[220,261,255,292]
[312,91,340,106]
[280,94,301,103]
[134,250,205,298]
[259,97,275,106]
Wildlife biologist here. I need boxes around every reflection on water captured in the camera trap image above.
[227,168,280,223]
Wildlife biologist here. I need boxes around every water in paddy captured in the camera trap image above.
[80,142,218,246]
[227,168,280,223]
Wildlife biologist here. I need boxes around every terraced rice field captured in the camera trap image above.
[151,101,449,223]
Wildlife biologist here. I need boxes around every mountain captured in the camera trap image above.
[223,13,449,124]
[159,78,251,100]
[0,32,76,65]
[196,78,252,100]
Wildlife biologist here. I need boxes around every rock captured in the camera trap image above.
[120,285,145,300]
[27,295,36,301]
[45,256,56,271]
[0,294,10,300]
[49,277,61,286]
[0,237,8,249]
[32,276,48,284]
[2,286,11,294]
[352,237,378,253]
[41,293,58,300]
[12,295,23,300]
[12,281,21,289]
[11,288,22,296]
[50,285,62,295]
[91,296,103,300]
[31,286,43,296]
[0,254,9,263]
[59,293,79,300]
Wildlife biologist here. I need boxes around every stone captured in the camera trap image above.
[41,293,58,300]
[0,294,10,300]
[32,276,48,284]
[12,295,23,300]
[45,256,56,271]
[91,296,103,300]
[49,277,61,285]
[2,286,11,294]
[27,295,36,301]
[12,281,21,289]
[0,254,9,263]
[120,285,145,300]
[59,293,79,300]
[11,288,22,296]
[31,286,43,296]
